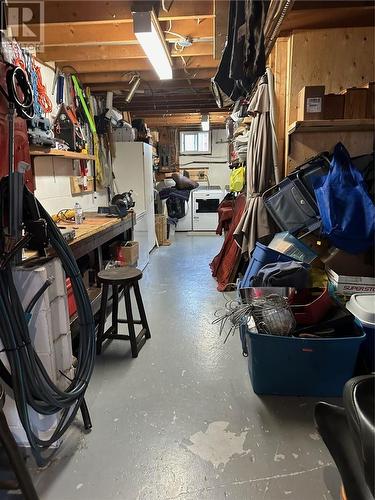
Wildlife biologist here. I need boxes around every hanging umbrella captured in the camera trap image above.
[233,67,279,258]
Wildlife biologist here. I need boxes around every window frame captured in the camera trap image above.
[179,130,212,155]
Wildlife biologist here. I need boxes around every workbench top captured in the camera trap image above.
[23,211,136,262]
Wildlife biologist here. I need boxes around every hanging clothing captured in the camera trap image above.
[243,0,269,83]
[233,69,278,258]
[210,194,247,291]
[211,0,269,108]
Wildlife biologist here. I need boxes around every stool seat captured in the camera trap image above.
[98,267,142,284]
[96,265,150,357]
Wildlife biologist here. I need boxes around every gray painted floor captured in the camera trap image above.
[30,234,339,500]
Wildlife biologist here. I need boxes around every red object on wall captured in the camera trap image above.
[0,62,35,191]
[66,278,77,317]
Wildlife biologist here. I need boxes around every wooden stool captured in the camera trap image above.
[96,267,151,357]
[0,385,39,500]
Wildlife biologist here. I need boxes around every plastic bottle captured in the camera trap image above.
[74,202,83,225]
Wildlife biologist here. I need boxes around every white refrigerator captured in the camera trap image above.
[113,142,155,269]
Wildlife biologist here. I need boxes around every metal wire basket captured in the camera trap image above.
[249,294,296,336]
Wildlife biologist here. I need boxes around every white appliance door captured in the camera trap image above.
[134,211,149,270]
[142,143,156,253]
[193,191,222,231]
[176,199,192,231]
[113,142,146,213]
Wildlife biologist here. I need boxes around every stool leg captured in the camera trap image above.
[96,284,109,355]
[0,410,39,500]
[112,285,119,335]
[133,281,151,339]
[123,285,138,358]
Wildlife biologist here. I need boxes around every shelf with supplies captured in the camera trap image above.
[29,148,96,161]
[288,119,375,135]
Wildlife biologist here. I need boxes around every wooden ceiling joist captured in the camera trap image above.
[61,56,218,74]
[89,80,211,92]
[138,112,227,127]
[40,18,213,47]
[38,41,213,62]
[280,5,375,33]
[36,1,214,24]
[79,68,215,84]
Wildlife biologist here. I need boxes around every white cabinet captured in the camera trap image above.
[113,142,155,269]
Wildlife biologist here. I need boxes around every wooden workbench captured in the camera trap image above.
[23,211,135,261]
[22,211,136,337]
[64,212,135,260]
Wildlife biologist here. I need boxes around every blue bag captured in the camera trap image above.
[314,143,375,254]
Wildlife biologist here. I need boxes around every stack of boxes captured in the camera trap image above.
[297,83,374,120]
[2,259,74,446]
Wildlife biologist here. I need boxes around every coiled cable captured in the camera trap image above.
[0,182,95,465]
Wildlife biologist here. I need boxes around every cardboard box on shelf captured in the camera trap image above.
[118,241,139,265]
[323,94,345,120]
[297,86,325,121]
[343,87,368,119]
[366,82,375,119]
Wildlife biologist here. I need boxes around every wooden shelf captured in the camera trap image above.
[288,119,375,135]
[30,148,95,160]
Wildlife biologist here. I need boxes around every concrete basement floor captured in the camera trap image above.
[30,234,340,500]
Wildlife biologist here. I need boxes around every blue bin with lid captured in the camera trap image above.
[346,293,375,371]
[242,324,365,397]
[241,236,296,288]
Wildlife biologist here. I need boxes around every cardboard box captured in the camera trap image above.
[366,82,374,119]
[118,241,139,265]
[297,86,325,121]
[326,267,375,295]
[343,87,368,119]
[323,94,345,120]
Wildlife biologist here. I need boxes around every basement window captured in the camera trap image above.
[180,131,211,155]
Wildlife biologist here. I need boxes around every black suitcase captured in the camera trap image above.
[263,154,330,234]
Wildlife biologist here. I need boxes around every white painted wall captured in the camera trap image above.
[179,129,229,189]
[33,62,108,215]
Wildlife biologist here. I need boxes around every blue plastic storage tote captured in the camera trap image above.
[242,325,365,397]
[241,238,295,288]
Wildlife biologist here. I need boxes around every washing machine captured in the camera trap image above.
[175,194,193,232]
[192,186,224,231]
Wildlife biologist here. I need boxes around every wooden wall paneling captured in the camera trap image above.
[288,27,375,125]
[284,35,293,175]
[268,37,289,177]
[287,130,375,172]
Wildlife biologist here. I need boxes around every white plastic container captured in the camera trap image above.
[346,293,375,370]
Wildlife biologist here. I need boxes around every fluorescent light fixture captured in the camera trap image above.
[201,114,210,131]
[132,9,173,80]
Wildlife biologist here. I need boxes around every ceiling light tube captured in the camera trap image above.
[125,76,141,103]
[132,9,173,80]
[201,114,210,131]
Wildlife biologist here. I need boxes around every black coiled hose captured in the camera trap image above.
[0,185,95,465]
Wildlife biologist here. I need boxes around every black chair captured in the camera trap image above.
[96,267,151,357]
[315,375,375,500]
[0,384,39,500]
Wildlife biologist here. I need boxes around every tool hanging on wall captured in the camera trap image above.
[53,103,85,152]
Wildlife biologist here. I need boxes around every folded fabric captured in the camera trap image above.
[253,261,310,288]
[159,187,191,202]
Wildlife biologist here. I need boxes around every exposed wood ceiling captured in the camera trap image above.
[24,0,375,127]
